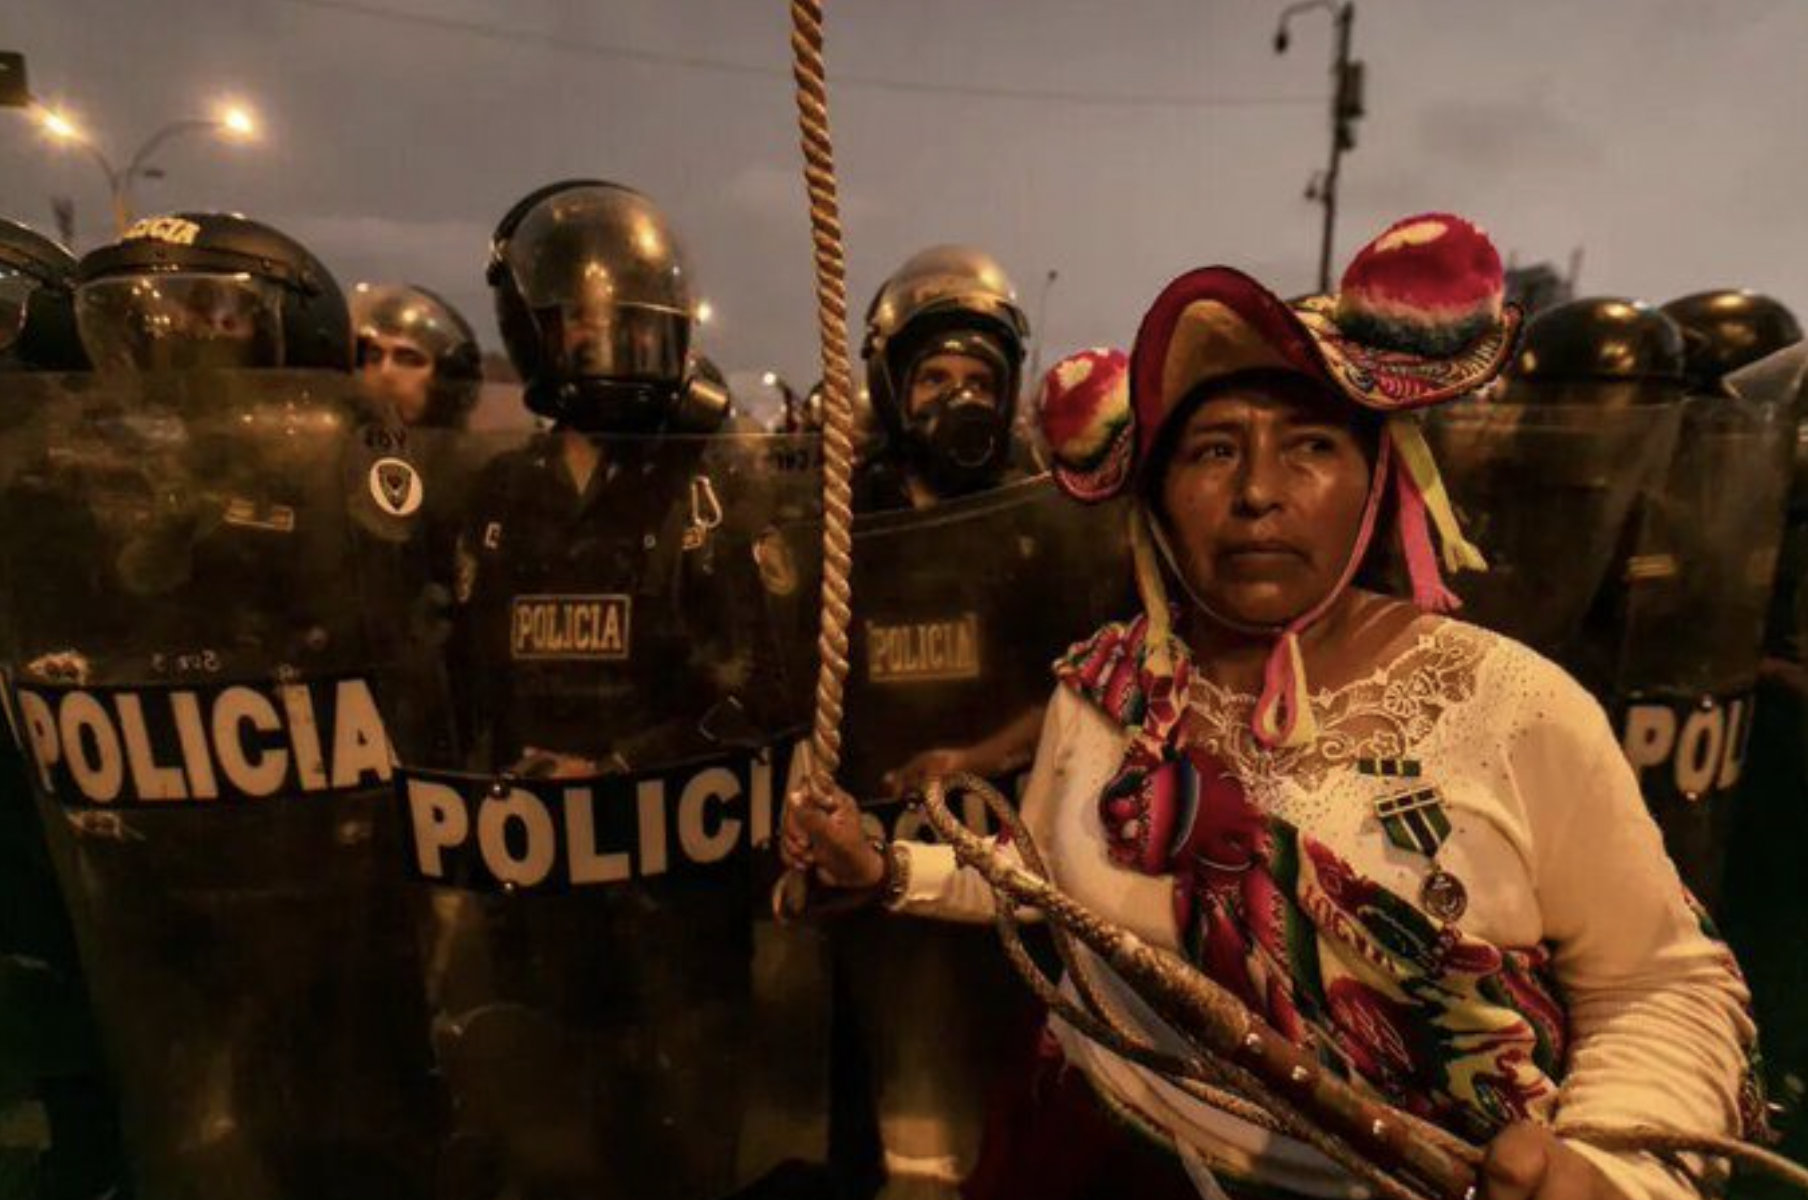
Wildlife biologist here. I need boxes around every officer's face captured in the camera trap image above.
[1156,381,1373,629]
[907,353,998,417]
[359,332,435,424]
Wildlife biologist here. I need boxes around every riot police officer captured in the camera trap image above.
[834,247,1098,1200]
[855,245,1032,511]
[0,218,87,373]
[428,179,812,1200]
[9,211,436,1200]
[456,180,755,772]
[1455,296,1691,691]
[1668,290,1808,1166]
[0,216,128,1200]
[1436,293,1792,909]
[72,212,408,662]
[353,282,484,429]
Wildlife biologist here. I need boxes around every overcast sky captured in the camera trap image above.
[6,0,1808,388]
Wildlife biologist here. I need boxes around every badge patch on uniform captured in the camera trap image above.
[454,538,478,605]
[1371,783,1468,922]
[369,456,424,518]
[510,594,631,661]
[866,614,981,684]
[753,529,798,597]
[223,497,296,533]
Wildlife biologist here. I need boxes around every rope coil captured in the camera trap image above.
[916,775,1808,1200]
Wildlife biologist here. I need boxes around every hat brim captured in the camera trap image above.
[1129,266,1520,466]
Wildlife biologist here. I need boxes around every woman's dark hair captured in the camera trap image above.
[1142,366,1402,591]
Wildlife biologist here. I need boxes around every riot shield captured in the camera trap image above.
[1608,392,1791,909]
[1717,343,1808,1167]
[1431,387,1791,908]
[783,476,1133,1197]
[377,425,829,1200]
[0,370,437,1200]
[1424,396,1682,682]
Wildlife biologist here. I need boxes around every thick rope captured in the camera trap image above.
[774,0,859,918]
[790,0,857,795]
[918,775,1808,1199]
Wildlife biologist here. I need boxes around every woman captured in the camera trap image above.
[783,214,1764,1200]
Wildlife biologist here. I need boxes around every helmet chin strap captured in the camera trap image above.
[1135,431,1395,750]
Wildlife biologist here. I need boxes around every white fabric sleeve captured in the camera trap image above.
[889,686,1080,924]
[1511,666,1756,1200]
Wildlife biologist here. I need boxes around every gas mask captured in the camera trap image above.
[898,333,1013,496]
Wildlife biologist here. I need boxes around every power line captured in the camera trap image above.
[282,0,1324,111]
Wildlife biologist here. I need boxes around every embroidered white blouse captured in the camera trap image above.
[891,619,1757,1200]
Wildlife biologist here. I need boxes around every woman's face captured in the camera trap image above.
[1157,381,1374,629]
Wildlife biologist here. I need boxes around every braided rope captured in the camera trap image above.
[772,0,859,921]
[789,0,857,802]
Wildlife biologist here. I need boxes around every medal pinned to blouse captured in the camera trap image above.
[1361,758,1468,922]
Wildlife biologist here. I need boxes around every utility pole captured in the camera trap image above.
[1274,2,1364,292]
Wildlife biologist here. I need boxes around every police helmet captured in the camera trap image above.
[0,219,87,371]
[352,282,483,426]
[1661,290,1804,393]
[862,245,1029,491]
[488,180,720,433]
[1503,296,1687,407]
[74,212,350,373]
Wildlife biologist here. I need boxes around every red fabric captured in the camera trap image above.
[1339,213,1502,312]
[1128,267,1326,467]
[962,1031,1205,1200]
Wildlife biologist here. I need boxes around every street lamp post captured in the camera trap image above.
[33,103,259,236]
[1274,1,1363,293]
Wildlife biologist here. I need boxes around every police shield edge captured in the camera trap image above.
[1610,390,1791,909]
[0,370,437,1200]
[1426,396,1682,675]
[377,424,828,1200]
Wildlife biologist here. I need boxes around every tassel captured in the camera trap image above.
[1129,507,1176,677]
[1388,418,1487,575]
[1252,631,1316,750]
[1393,456,1465,613]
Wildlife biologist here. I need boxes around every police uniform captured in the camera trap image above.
[833,472,1127,1197]
[435,430,793,1200]
[0,380,439,1200]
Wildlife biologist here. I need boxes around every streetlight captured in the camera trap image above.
[33,99,262,236]
[1273,1,1363,292]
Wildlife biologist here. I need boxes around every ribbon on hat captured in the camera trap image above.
[1388,417,1487,576]
[1130,505,1179,679]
